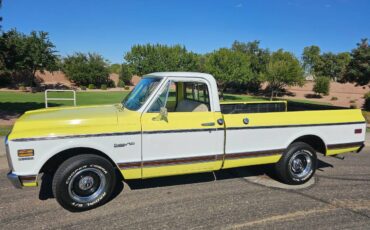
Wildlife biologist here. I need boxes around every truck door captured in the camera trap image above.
[141,80,224,178]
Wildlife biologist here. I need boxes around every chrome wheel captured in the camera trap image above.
[288,150,312,179]
[68,168,106,204]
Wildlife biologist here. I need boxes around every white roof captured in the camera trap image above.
[144,72,215,81]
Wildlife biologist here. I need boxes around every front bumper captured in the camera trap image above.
[7,172,23,189]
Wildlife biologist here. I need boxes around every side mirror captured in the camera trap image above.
[152,107,168,122]
[160,107,168,119]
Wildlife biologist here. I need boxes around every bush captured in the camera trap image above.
[117,80,125,88]
[313,76,330,96]
[364,92,370,111]
[101,84,107,90]
[124,86,130,90]
[80,85,86,90]
[88,84,95,89]
[62,53,110,87]
[331,96,338,101]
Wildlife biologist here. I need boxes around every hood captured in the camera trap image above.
[9,104,121,140]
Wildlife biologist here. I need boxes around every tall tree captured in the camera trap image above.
[120,63,133,85]
[204,48,252,99]
[124,44,200,76]
[0,29,58,86]
[302,45,321,74]
[108,63,121,74]
[263,49,304,99]
[344,38,370,86]
[231,40,270,92]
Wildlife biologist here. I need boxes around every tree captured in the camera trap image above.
[313,76,330,96]
[120,63,132,85]
[263,49,304,99]
[62,53,110,87]
[108,63,121,74]
[0,29,58,86]
[204,48,253,99]
[317,52,350,81]
[344,38,370,86]
[302,45,321,74]
[124,44,201,76]
[231,40,270,93]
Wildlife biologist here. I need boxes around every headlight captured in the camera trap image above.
[5,135,14,171]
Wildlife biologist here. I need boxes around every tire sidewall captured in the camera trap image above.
[282,143,317,184]
[55,156,115,211]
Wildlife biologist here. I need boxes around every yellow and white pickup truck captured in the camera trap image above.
[5,72,366,211]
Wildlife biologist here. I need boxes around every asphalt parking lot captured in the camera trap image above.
[1,138,370,229]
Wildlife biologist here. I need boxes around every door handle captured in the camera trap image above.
[201,122,215,127]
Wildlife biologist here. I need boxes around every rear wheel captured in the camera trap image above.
[52,154,116,212]
[275,142,317,185]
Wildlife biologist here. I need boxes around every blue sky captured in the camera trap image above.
[2,0,370,63]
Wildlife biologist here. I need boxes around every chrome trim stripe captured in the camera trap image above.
[226,121,366,130]
[11,131,142,142]
[327,141,364,150]
[10,121,366,142]
[118,149,284,169]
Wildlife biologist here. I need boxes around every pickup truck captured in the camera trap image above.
[5,72,366,212]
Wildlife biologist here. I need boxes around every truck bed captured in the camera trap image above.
[220,101,344,114]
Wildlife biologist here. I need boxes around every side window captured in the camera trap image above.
[184,82,210,104]
[176,82,210,112]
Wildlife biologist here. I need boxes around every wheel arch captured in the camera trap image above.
[39,147,124,180]
[289,135,327,155]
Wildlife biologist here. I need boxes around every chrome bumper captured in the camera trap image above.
[7,172,23,189]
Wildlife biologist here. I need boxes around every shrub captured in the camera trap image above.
[80,85,86,90]
[117,80,125,88]
[62,53,110,87]
[331,96,338,101]
[124,86,130,90]
[88,84,95,89]
[313,76,330,96]
[364,92,370,111]
[101,84,107,90]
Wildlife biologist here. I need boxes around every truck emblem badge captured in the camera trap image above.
[114,142,135,148]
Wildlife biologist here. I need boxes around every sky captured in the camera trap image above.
[1,0,370,63]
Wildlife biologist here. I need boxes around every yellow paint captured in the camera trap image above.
[22,182,38,187]
[223,109,364,128]
[326,146,361,156]
[9,104,142,141]
[120,168,142,179]
[222,155,282,169]
[141,111,224,131]
[142,161,223,178]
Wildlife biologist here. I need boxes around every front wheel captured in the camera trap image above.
[275,142,317,185]
[52,154,116,212]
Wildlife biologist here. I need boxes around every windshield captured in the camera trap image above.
[122,77,161,111]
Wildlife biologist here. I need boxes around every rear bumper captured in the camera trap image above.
[7,172,23,189]
[357,144,365,153]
